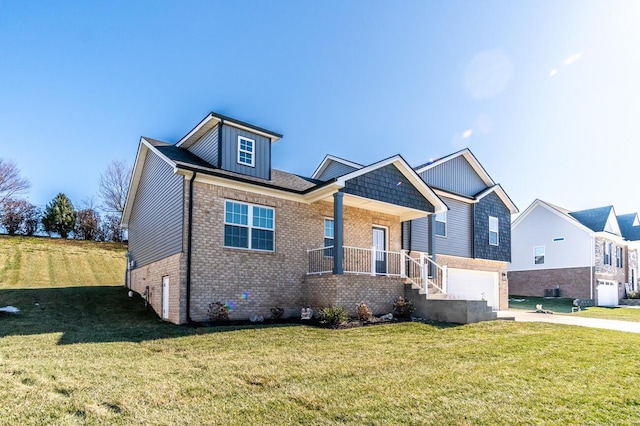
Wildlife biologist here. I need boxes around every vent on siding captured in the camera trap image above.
[553,237,565,242]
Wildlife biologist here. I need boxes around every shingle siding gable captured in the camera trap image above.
[474,191,511,262]
[343,164,434,213]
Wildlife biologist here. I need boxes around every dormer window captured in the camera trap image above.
[237,136,255,167]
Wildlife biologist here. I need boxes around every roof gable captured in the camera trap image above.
[618,213,640,241]
[336,155,447,215]
[569,206,621,236]
[512,199,594,235]
[415,149,493,197]
[176,112,282,149]
[311,155,363,181]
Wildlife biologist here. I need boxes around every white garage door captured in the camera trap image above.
[448,268,499,310]
[597,281,618,307]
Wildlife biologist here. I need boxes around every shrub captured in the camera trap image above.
[318,306,348,327]
[628,291,639,299]
[356,302,373,321]
[392,296,415,318]
[270,306,284,319]
[207,301,229,322]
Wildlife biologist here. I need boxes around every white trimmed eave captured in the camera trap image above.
[311,155,364,180]
[594,231,626,243]
[177,113,282,149]
[513,199,595,236]
[475,185,519,214]
[340,194,431,221]
[122,139,181,228]
[178,170,432,221]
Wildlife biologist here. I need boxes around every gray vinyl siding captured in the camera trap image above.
[407,216,430,253]
[188,125,219,166]
[404,197,473,257]
[435,197,472,257]
[128,151,184,267]
[419,156,487,197]
[317,161,359,181]
[220,124,271,179]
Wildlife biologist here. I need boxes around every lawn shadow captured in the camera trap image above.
[0,286,461,344]
[0,286,271,345]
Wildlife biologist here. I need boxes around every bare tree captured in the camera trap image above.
[99,160,132,214]
[0,159,30,205]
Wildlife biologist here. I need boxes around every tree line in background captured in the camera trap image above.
[0,158,131,242]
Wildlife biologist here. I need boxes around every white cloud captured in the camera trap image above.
[564,52,583,65]
[462,128,473,139]
[549,68,558,77]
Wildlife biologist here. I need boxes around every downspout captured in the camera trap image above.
[186,172,197,324]
[590,236,594,300]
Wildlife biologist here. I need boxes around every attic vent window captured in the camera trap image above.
[237,136,255,167]
[553,237,565,242]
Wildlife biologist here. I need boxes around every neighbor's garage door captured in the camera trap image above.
[597,281,618,306]
[448,269,499,310]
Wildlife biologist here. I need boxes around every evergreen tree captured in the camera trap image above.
[42,193,76,238]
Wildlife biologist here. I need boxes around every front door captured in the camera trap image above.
[373,226,387,274]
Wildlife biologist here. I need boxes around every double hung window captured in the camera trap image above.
[224,201,274,251]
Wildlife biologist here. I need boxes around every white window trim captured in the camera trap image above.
[323,218,335,257]
[489,216,499,246]
[223,200,274,251]
[435,211,447,238]
[237,136,255,167]
[534,246,545,265]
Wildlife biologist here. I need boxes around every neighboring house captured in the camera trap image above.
[509,199,637,306]
[617,213,640,292]
[122,112,516,324]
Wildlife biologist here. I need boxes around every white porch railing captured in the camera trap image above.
[307,246,447,296]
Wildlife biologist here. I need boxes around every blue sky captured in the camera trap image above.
[1,1,639,215]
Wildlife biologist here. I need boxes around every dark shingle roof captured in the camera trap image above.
[568,206,613,232]
[617,213,640,241]
[143,136,318,193]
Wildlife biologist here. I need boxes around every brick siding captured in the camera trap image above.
[508,267,592,299]
[303,274,405,316]
[186,181,403,322]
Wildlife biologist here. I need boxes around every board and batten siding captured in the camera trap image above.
[420,155,487,197]
[219,124,271,179]
[509,204,593,271]
[188,125,219,167]
[404,196,472,257]
[316,161,360,181]
[128,151,184,268]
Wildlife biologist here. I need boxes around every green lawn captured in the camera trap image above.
[1,286,640,425]
[0,235,127,288]
[510,295,640,322]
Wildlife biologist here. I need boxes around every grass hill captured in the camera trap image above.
[0,235,127,288]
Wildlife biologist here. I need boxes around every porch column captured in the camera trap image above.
[429,213,437,278]
[333,191,344,275]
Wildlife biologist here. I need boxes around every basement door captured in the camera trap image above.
[162,276,170,320]
[447,269,499,310]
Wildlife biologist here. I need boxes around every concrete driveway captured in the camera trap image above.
[497,309,640,333]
